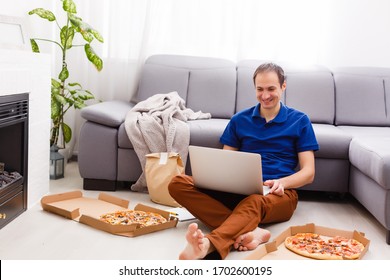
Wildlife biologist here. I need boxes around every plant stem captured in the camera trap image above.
[32,38,64,51]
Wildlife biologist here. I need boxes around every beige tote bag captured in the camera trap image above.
[145,152,184,207]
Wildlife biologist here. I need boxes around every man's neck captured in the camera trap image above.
[260,103,281,123]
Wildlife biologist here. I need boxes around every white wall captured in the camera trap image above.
[2,0,389,68]
[319,0,390,68]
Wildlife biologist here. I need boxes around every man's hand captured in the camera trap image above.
[264,179,284,196]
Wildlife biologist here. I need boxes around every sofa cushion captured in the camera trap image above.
[312,124,351,159]
[135,64,189,103]
[81,100,134,128]
[136,55,237,118]
[349,137,390,189]
[186,68,236,118]
[338,126,390,138]
[334,74,388,126]
[188,119,230,148]
[284,72,335,124]
[118,123,132,148]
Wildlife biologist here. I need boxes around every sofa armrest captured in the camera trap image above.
[81,100,135,127]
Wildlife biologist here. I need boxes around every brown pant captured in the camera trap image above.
[168,174,298,259]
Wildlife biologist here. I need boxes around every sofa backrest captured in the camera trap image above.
[333,67,390,126]
[136,55,390,127]
[236,60,335,124]
[135,55,237,118]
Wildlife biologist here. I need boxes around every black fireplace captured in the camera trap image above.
[0,93,28,229]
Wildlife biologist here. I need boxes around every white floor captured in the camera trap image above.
[1,161,390,260]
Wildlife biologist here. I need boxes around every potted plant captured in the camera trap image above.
[28,0,103,151]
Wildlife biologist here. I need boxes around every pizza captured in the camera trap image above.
[99,210,167,228]
[284,232,365,260]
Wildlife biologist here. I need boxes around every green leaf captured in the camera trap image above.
[63,0,77,14]
[80,30,94,43]
[51,97,61,119]
[68,13,83,29]
[56,96,67,106]
[51,86,60,96]
[73,100,86,109]
[68,82,82,88]
[51,79,61,97]
[30,39,40,53]
[28,8,56,21]
[58,66,69,81]
[90,29,104,43]
[62,123,72,143]
[60,26,75,49]
[68,14,102,43]
[64,97,74,106]
[83,90,95,100]
[51,78,62,89]
[84,44,103,71]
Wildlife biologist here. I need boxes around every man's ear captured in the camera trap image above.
[282,81,287,91]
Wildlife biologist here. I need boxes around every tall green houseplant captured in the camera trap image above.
[29,0,103,148]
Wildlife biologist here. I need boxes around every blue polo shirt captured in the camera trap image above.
[220,102,319,181]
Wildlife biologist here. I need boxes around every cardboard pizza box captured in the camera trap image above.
[245,223,370,260]
[41,190,178,237]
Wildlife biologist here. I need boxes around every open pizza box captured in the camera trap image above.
[245,223,370,260]
[41,190,178,237]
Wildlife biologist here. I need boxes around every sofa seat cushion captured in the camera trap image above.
[349,137,390,189]
[188,119,230,148]
[119,118,230,149]
[312,124,352,159]
[338,126,390,138]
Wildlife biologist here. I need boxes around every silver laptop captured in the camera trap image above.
[188,145,270,196]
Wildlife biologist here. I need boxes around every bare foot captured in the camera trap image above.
[179,223,211,260]
[234,227,271,251]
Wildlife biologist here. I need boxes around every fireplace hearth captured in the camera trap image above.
[0,93,28,229]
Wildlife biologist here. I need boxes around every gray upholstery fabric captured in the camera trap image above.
[118,123,132,148]
[300,158,350,193]
[349,137,390,188]
[117,148,142,182]
[386,78,390,117]
[334,74,388,126]
[78,122,118,180]
[338,126,390,138]
[312,124,351,159]
[136,55,237,118]
[285,72,335,124]
[186,68,236,118]
[136,64,189,103]
[80,100,134,128]
[349,165,390,228]
[188,119,230,148]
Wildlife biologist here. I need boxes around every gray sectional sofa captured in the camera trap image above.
[78,54,390,244]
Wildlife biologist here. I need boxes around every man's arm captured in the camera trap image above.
[223,145,238,151]
[265,150,315,196]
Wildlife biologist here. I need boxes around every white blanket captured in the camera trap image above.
[124,91,211,192]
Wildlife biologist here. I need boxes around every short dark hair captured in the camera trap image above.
[253,62,285,87]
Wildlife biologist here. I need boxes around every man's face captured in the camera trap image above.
[254,71,286,110]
